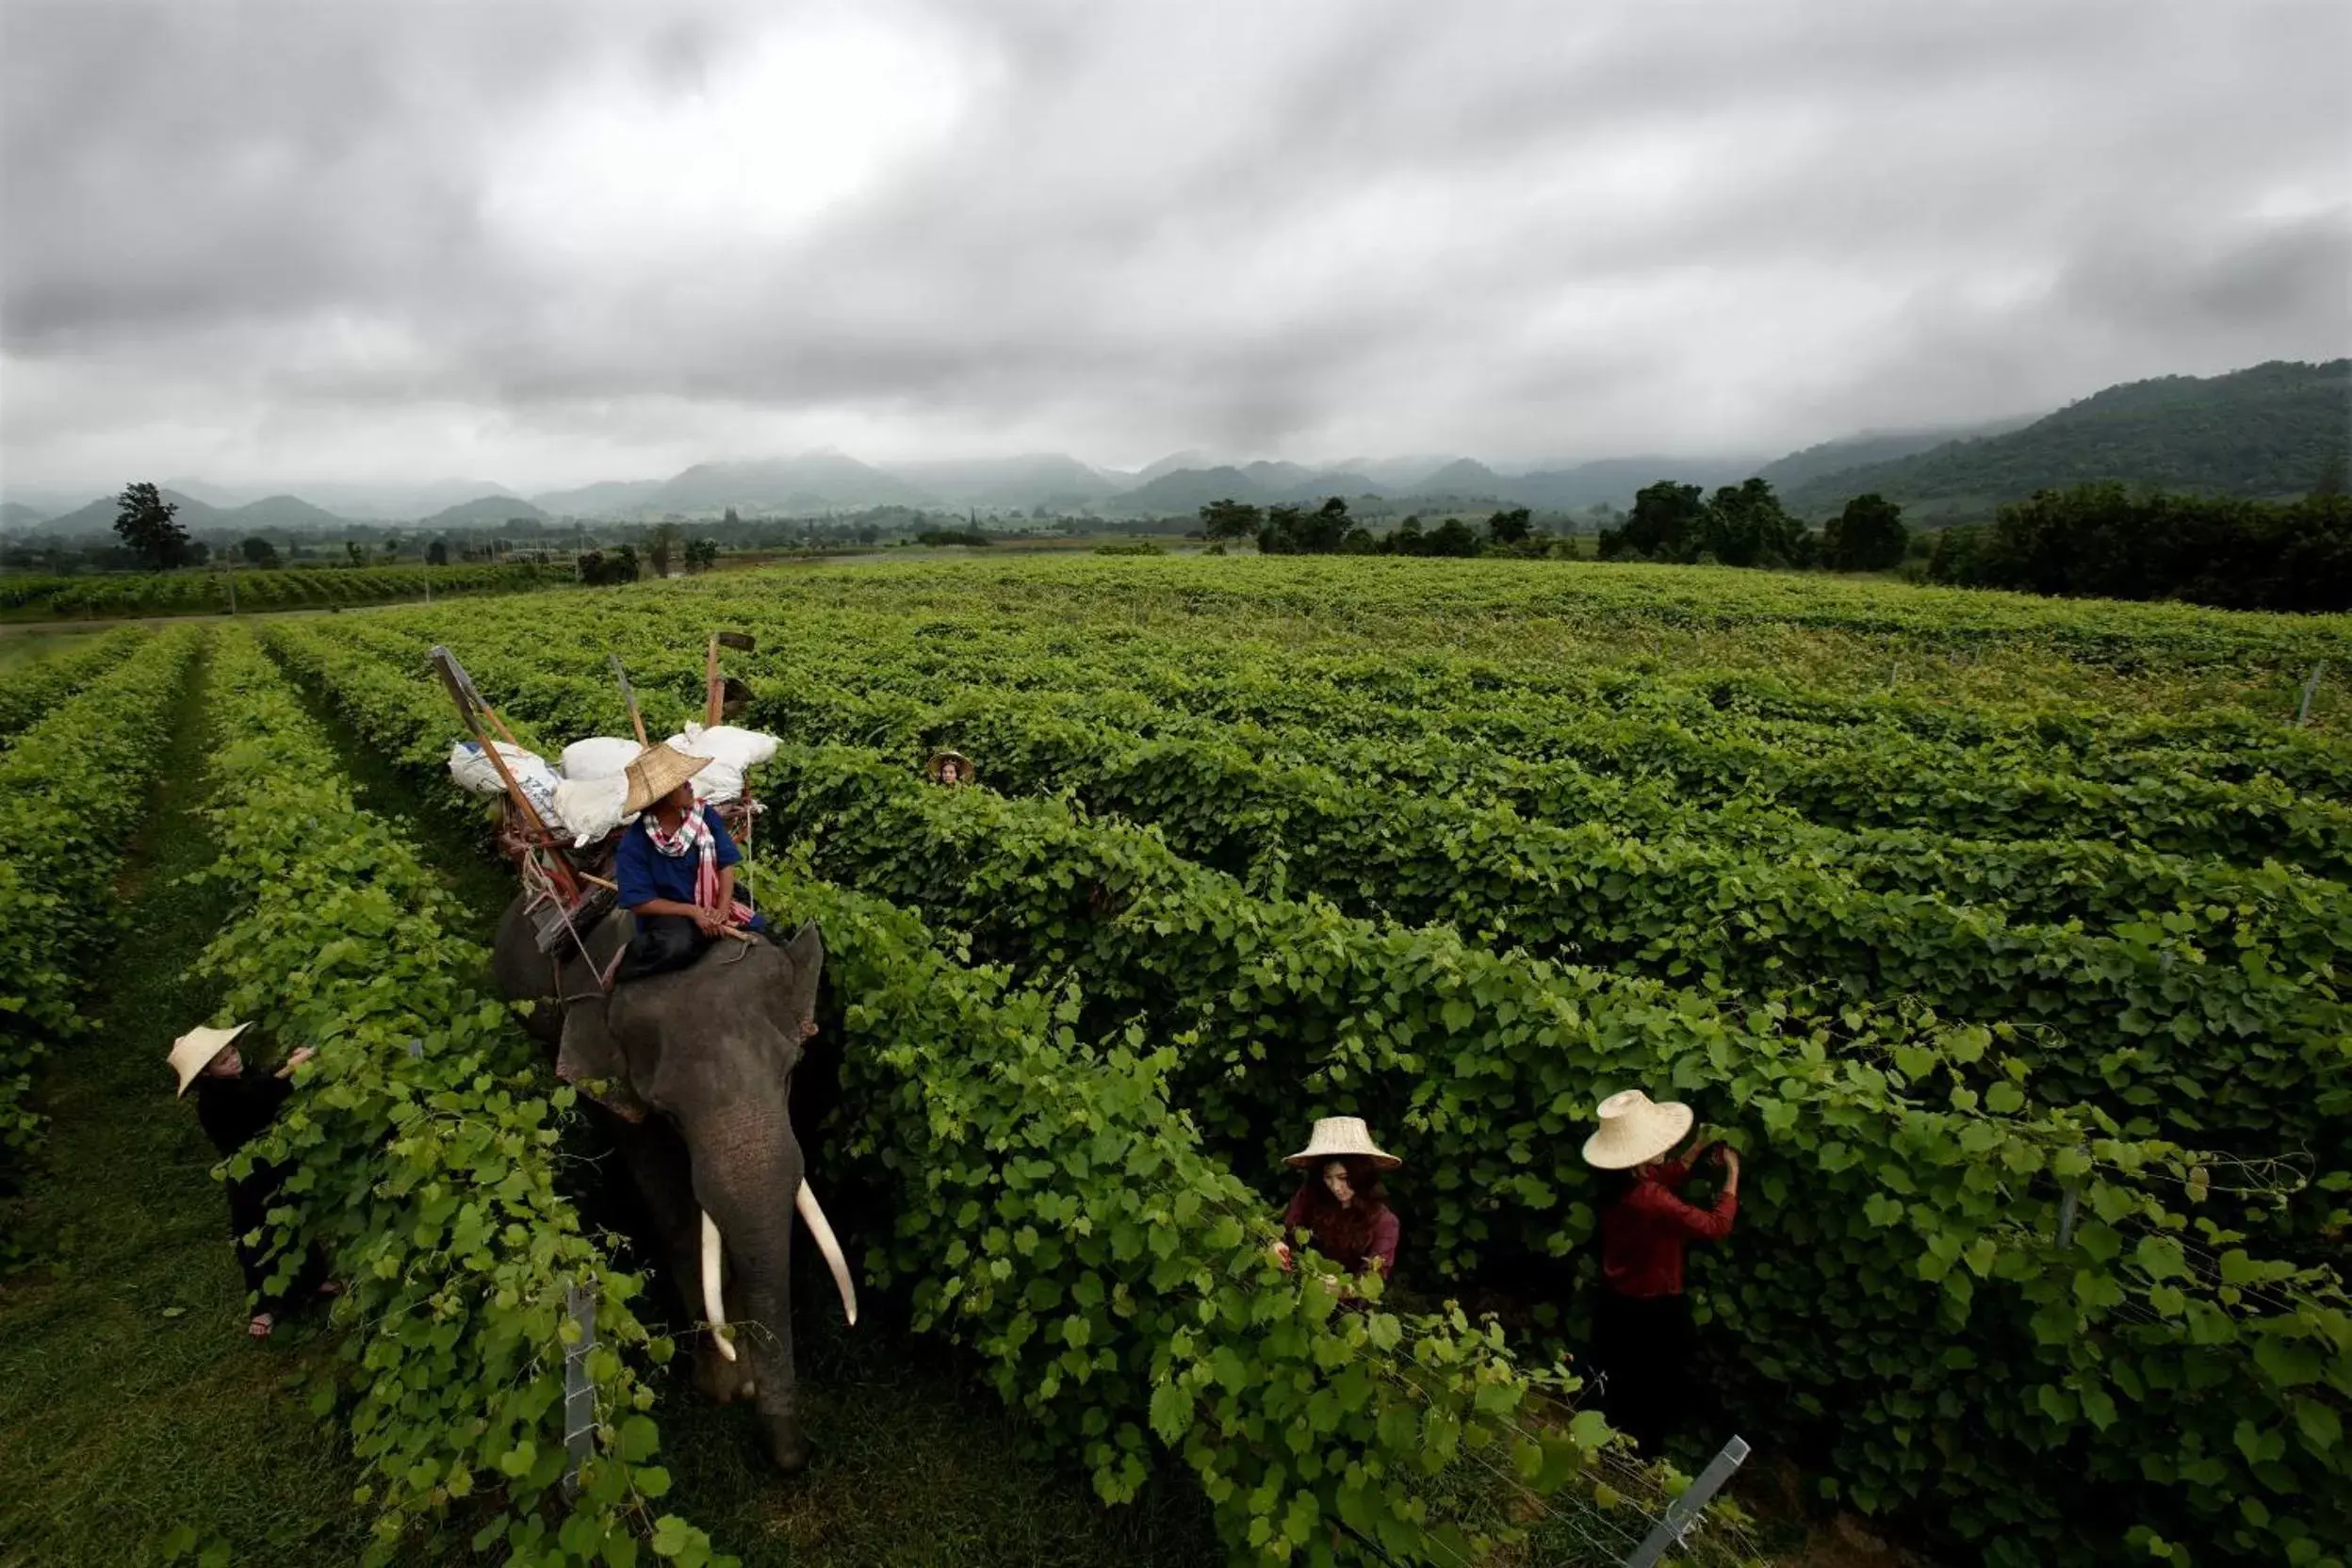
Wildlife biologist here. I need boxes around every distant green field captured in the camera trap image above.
[0,628,107,668]
[0,562,572,621]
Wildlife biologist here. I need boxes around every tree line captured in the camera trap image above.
[1197,482,1907,570]
[1199,476,2347,611]
[1198,497,1544,557]
[97,484,743,585]
[1924,482,2350,612]
[1599,480,1906,570]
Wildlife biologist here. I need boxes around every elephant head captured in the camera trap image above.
[493,906,852,1473]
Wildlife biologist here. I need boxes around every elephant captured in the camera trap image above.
[490,898,856,1473]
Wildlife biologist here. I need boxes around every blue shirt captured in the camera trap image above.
[614,806,741,910]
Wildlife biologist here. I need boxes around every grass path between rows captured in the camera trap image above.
[0,645,379,1568]
[278,647,1221,1568]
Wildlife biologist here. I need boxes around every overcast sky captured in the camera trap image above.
[3,0,2347,494]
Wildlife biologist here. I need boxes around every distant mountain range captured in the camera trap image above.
[1753,419,2038,492]
[1773,359,2350,518]
[157,477,523,518]
[7,359,2340,537]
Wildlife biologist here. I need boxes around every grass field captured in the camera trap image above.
[4,555,2346,1568]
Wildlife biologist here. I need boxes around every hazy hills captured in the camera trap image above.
[28,487,373,537]
[1754,418,2037,492]
[7,359,2339,537]
[419,495,551,530]
[159,478,522,518]
[1776,360,2350,517]
[35,487,229,535]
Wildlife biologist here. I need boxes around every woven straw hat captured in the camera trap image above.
[169,1021,251,1097]
[1580,1089,1694,1169]
[925,750,975,786]
[623,745,711,816]
[1285,1116,1402,1170]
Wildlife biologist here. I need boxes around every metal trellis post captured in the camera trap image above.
[561,1282,599,1498]
[2297,662,2326,727]
[2056,1182,2082,1249]
[1622,1436,1750,1568]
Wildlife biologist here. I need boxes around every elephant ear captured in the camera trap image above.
[556,1000,650,1123]
[776,920,824,1038]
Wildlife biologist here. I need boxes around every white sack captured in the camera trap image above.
[662,725,776,806]
[561,736,643,781]
[552,775,632,847]
[449,740,563,824]
[692,759,747,806]
[673,723,779,772]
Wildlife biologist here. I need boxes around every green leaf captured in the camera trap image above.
[2252,1336,2322,1389]
[1568,1409,1612,1450]
[2293,1397,2342,1453]
[1149,1381,1193,1446]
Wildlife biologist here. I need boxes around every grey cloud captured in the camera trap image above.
[2056,210,2352,335]
[4,0,2348,488]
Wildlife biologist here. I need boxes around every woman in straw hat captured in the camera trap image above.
[926,750,974,788]
[1581,1089,1740,1453]
[1272,1117,1402,1288]
[170,1021,321,1338]
[613,744,765,981]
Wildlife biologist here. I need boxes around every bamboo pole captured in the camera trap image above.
[704,635,723,728]
[611,655,650,746]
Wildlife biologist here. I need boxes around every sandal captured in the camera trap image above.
[248,1312,275,1339]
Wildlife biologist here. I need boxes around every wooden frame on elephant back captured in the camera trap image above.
[498,789,760,957]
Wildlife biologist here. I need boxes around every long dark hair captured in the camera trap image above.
[1291,1155,1391,1266]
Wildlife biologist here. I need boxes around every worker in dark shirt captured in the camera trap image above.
[1581,1089,1741,1453]
[612,745,764,981]
[170,1021,322,1338]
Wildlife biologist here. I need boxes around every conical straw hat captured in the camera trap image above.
[623,745,711,816]
[1285,1116,1401,1170]
[169,1021,251,1097]
[925,750,975,785]
[1580,1089,1694,1169]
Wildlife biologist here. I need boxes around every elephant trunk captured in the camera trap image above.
[689,1104,810,1473]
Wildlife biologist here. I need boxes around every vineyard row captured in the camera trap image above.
[0,627,151,743]
[0,628,200,1212]
[193,632,702,1568]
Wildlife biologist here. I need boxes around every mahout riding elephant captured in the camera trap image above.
[491,899,855,1473]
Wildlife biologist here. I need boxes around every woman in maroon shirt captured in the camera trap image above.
[1273,1117,1402,1289]
[1582,1089,1740,1453]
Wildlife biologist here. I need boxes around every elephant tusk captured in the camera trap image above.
[796,1181,858,1327]
[700,1210,737,1363]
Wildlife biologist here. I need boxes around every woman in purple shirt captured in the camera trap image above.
[1273,1118,1402,1287]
